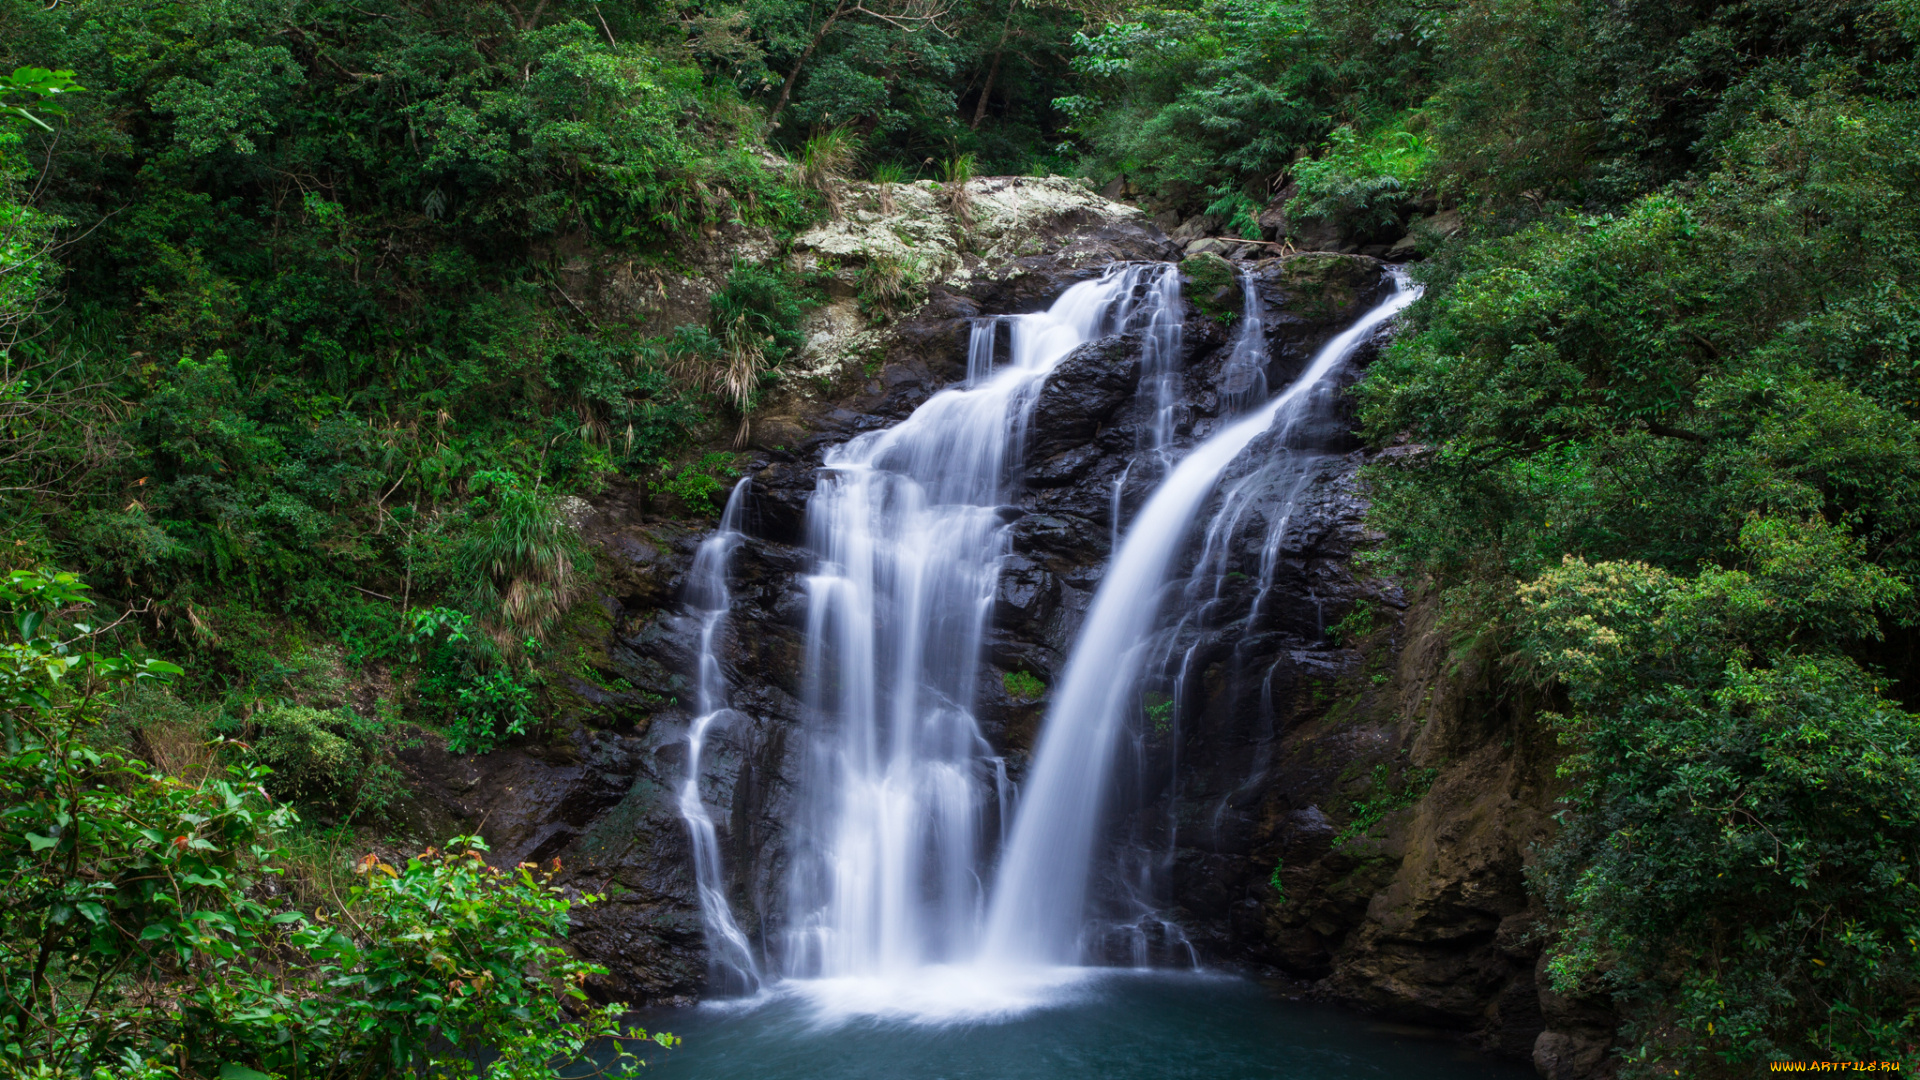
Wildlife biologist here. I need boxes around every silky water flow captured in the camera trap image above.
[676,267,1419,1024]
[677,478,763,994]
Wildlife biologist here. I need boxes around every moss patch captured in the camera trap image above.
[1003,669,1046,700]
[1180,252,1241,323]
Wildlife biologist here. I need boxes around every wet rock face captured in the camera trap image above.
[413,238,1576,1068]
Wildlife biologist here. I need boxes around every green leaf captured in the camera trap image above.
[219,1065,274,1080]
[25,832,57,852]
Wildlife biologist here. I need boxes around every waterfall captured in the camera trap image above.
[982,273,1418,965]
[679,261,1417,1018]
[677,479,763,994]
[1218,271,1270,414]
[782,264,1183,981]
[1127,266,1186,457]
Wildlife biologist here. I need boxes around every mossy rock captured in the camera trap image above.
[1180,252,1242,323]
[1276,253,1379,323]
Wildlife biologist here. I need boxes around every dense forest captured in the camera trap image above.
[2,0,1918,1075]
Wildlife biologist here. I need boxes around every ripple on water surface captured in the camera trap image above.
[619,971,1533,1080]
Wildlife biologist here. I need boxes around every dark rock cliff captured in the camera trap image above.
[395,194,1606,1077]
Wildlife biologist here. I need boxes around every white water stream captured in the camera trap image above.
[781,265,1182,988]
[678,265,1417,1020]
[983,274,1417,965]
[678,479,763,994]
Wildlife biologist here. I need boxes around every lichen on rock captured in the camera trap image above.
[787,176,1163,380]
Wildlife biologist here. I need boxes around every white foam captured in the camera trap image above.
[787,964,1102,1027]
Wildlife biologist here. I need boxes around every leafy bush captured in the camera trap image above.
[1003,670,1046,701]
[1203,189,1265,240]
[250,703,404,822]
[1519,518,1917,1072]
[1287,121,1430,238]
[291,838,676,1078]
[1360,78,1920,1077]
[0,568,673,1077]
[1326,599,1379,645]
[1055,2,1364,201]
[459,470,586,649]
[404,606,535,756]
[650,452,741,516]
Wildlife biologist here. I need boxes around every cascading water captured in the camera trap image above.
[680,260,1417,1021]
[983,273,1418,966]
[677,479,763,995]
[781,264,1184,987]
[1127,266,1187,457]
[1218,271,1271,414]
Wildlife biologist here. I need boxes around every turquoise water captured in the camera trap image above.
[620,971,1531,1080]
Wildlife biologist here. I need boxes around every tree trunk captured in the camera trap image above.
[768,0,850,130]
[970,2,1015,129]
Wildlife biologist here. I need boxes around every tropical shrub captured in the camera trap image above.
[0,567,670,1078]
[250,703,405,822]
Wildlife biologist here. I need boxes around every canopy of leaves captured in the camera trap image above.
[1356,7,1920,1072]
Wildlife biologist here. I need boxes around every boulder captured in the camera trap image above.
[1180,252,1242,321]
[1169,214,1218,243]
[1287,215,1343,251]
[1257,183,1296,240]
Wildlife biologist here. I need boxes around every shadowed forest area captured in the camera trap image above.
[2,0,1919,1075]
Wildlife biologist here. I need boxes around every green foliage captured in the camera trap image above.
[650,452,742,516]
[1003,669,1046,701]
[801,125,863,199]
[857,254,926,320]
[250,703,404,822]
[1287,120,1430,237]
[712,262,816,370]
[757,0,1078,175]
[1356,15,1920,1070]
[0,66,80,132]
[1333,762,1435,849]
[404,606,534,757]
[289,838,676,1078]
[938,153,977,184]
[1518,519,1918,1072]
[1056,0,1437,207]
[0,568,671,1077]
[1202,190,1264,240]
[1267,855,1285,902]
[0,4,825,688]
[1143,691,1174,735]
[459,470,587,647]
[1327,599,1378,645]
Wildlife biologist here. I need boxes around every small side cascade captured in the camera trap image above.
[965,316,1005,385]
[1126,267,1187,459]
[677,478,763,995]
[984,273,1419,966]
[1107,265,1188,544]
[1218,271,1270,414]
